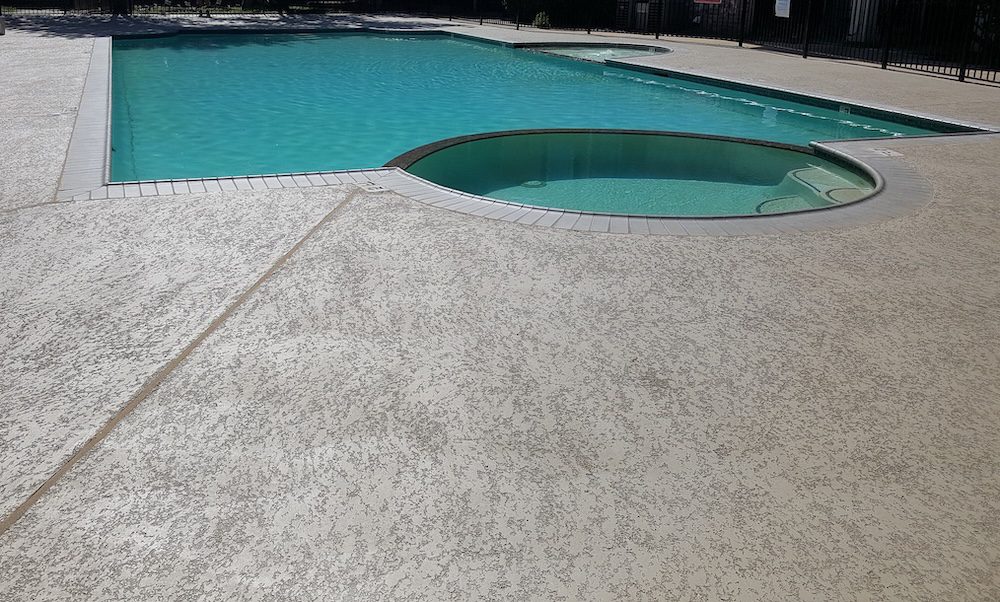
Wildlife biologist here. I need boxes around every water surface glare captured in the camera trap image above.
[111,32,937,181]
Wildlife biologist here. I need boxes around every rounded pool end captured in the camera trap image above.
[387,129,881,219]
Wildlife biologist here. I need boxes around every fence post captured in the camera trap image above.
[738,0,748,47]
[587,0,593,34]
[880,0,895,69]
[655,0,662,39]
[516,0,520,29]
[801,0,813,58]
[957,0,976,82]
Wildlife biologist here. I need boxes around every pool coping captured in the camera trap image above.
[384,128,886,220]
[54,25,997,236]
[58,37,112,201]
[606,60,998,135]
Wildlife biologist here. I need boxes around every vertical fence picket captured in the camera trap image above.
[880,0,894,69]
[801,0,812,58]
[958,0,976,81]
[737,0,748,47]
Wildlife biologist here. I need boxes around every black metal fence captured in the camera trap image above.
[2,0,997,83]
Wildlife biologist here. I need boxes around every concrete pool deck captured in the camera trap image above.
[1,14,999,600]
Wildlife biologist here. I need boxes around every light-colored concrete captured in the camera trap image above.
[0,15,998,601]
[0,29,92,211]
[0,186,356,520]
[4,143,1000,598]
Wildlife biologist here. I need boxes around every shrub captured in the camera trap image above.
[533,11,551,28]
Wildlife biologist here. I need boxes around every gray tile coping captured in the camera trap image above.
[56,37,111,200]
[51,25,989,236]
[63,169,399,204]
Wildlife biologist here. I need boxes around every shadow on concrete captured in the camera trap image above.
[3,13,461,39]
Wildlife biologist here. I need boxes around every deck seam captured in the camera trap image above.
[0,186,366,534]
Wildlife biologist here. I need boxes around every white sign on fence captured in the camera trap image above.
[775,0,791,18]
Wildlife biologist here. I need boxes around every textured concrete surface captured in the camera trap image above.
[0,29,92,211]
[0,15,998,601]
[0,186,354,520]
[4,151,1000,598]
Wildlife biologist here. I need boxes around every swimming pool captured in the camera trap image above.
[111,32,947,183]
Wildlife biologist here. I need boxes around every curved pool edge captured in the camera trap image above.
[810,141,885,195]
[385,129,885,220]
[376,133,937,236]
[387,129,810,170]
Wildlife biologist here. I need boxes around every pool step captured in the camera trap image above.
[756,166,870,214]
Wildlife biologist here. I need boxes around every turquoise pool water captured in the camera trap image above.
[111,32,940,182]
[404,132,876,216]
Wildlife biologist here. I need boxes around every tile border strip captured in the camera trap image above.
[57,37,111,201]
[64,169,395,203]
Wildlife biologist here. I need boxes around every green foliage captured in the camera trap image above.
[501,0,580,27]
